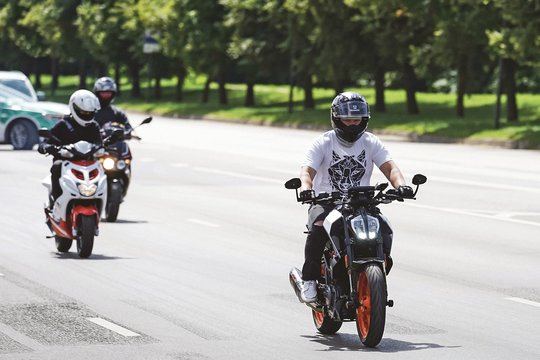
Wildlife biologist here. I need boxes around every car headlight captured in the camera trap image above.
[350,215,380,240]
[78,184,97,197]
[102,157,116,170]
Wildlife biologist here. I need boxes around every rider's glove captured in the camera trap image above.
[397,185,414,198]
[299,189,315,201]
[38,143,58,156]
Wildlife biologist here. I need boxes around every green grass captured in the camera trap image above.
[38,74,540,148]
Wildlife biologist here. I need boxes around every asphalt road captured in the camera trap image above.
[1,114,539,360]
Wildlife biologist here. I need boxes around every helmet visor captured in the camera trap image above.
[73,103,96,121]
[332,101,369,119]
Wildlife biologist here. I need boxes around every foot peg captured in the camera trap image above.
[387,299,394,307]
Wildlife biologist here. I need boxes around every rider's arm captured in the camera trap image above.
[379,160,406,189]
[300,166,317,191]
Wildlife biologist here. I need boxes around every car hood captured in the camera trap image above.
[7,99,69,115]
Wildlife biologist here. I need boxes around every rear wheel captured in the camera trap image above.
[55,236,72,252]
[105,182,122,222]
[356,264,386,347]
[77,215,95,258]
[9,119,38,150]
[312,309,343,334]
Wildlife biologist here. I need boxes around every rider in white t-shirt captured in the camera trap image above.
[297,91,413,303]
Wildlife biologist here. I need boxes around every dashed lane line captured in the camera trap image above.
[86,318,140,337]
[505,297,540,308]
[187,218,219,228]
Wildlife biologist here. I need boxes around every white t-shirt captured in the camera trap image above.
[302,130,392,194]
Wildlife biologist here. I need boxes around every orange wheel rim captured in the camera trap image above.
[356,272,370,338]
[314,310,324,327]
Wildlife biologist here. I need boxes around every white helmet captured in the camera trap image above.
[69,89,100,127]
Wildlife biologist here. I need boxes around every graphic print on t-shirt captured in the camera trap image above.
[328,150,366,192]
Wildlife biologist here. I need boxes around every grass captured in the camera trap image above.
[38,74,540,149]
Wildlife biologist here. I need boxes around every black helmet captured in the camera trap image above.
[93,77,117,107]
[330,92,370,144]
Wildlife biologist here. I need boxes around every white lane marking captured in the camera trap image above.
[405,203,540,228]
[0,273,4,277]
[429,176,540,194]
[187,218,219,228]
[86,318,140,337]
[193,167,282,184]
[171,163,189,167]
[505,297,540,308]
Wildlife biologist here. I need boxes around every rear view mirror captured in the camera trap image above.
[412,174,427,185]
[140,117,153,125]
[285,178,301,189]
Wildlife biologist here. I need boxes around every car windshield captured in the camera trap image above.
[0,82,35,102]
[0,78,37,100]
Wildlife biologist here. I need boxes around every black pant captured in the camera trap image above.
[301,204,393,281]
[50,160,62,203]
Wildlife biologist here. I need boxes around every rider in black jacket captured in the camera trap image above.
[93,77,133,134]
[38,89,102,206]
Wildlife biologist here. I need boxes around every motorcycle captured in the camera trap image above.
[285,174,427,347]
[39,129,119,258]
[100,117,152,222]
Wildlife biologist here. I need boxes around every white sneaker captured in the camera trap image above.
[300,280,318,303]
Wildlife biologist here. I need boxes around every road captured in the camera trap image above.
[1,114,539,359]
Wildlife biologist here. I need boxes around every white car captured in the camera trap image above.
[0,71,69,150]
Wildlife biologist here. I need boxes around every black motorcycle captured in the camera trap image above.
[286,174,427,347]
[100,117,152,222]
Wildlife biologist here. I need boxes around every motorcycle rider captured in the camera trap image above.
[92,77,134,134]
[298,91,413,303]
[38,89,102,207]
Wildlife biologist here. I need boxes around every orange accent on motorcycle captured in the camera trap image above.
[71,205,98,230]
[50,218,72,239]
[356,271,371,339]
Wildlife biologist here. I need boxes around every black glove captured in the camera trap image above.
[38,143,58,156]
[397,185,414,198]
[299,189,315,201]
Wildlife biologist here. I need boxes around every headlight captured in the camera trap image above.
[102,157,116,170]
[116,159,126,170]
[350,215,380,240]
[78,184,97,197]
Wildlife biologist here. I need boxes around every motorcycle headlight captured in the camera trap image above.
[116,159,126,170]
[350,215,380,240]
[102,157,116,170]
[78,184,97,197]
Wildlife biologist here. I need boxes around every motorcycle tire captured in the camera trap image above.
[312,309,343,334]
[77,215,95,258]
[55,236,72,252]
[356,264,386,348]
[105,182,122,222]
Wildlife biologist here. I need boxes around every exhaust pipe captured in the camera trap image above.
[289,267,304,303]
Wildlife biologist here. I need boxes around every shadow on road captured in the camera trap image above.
[303,333,459,352]
[51,252,129,260]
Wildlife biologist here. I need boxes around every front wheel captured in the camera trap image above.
[356,264,387,347]
[77,215,95,258]
[105,182,123,222]
[312,309,343,335]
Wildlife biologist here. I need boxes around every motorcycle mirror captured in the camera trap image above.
[284,178,301,190]
[139,117,153,126]
[38,128,51,138]
[375,183,388,191]
[412,174,427,185]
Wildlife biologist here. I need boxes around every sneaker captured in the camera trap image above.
[300,280,318,303]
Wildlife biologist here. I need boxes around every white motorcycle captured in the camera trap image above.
[40,131,109,258]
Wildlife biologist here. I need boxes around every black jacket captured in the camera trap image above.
[94,105,132,131]
[38,116,102,159]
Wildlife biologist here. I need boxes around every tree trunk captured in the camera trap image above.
[403,62,419,114]
[33,58,42,89]
[374,66,386,112]
[78,58,87,90]
[202,78,211,103]
[129,63,141,98]
[456,54,467,117]
[50,58,59,96]
[502,58,518,122]
[114,63,121,96]
[218,72,227,105]
[245,80,255,107]
[175,63,187,102]
[303,73,314,109]
[154,75,161,99]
